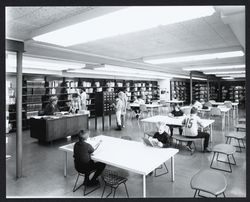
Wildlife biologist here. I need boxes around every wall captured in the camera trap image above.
[158,78,171,101]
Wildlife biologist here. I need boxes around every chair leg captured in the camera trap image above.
[154,162,169,177]
[73,173,83,192]
[237,139,242,152]
[113,187,116,198]
[101,183,106,198]
[105,186,113,198]
[124,182,129,198]
[222,192,226,197]
[84,183,101,196]
[193,189,198,198]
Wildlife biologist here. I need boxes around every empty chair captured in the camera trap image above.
[190,169,227,198]
[224,101,233,117]
[210,144,236,173]
[101,170,129,198]
[225,131,245,152]
[235,123,246,132]
[238,118,246,124]
[210,107,222,122]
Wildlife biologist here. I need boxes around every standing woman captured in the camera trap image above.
[113,93,123,131]
[120,90,128,128]
[79,88,87,110]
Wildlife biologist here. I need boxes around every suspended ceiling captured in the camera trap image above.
[5,6,245,79]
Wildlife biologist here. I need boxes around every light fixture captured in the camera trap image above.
[222,77,235,80]
[183,64,245,71]
[144,50,244,64]
[33,6,215,46]
[192,77,207,81]
[204,70,245,74]
[217,74,245,77]
[6,54,85,71]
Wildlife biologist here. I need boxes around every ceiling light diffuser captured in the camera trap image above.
[33,6,215,46]
[144,51,244,64]
[183,64,245,71]
[204,70,245,74]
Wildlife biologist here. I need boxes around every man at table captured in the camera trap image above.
[168,103,184,136]
[43,96,60,115]
[73,130,106,186]
[133,95,145,119]
[182,107,211,153]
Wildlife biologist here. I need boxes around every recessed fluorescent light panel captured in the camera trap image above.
[204,70,245,75]
[33,6,215,46]
[144,51,244,64]
[183,64,245,71]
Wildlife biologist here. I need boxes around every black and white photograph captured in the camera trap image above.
[3,3,246,199]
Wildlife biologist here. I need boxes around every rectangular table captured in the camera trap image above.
[141,115,215,142]
[59,135,179,198]
[130,103,163,116]
[165,100,184,106]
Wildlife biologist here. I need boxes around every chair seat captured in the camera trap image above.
[191,169,227,196]
[238,118,246,123]
[103,170,127,185]
[212,144,236,155]
[172,135,196,142]
[225,132,245,139]
[235,124,246,129]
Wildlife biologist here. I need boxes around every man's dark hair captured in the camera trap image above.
[190,107,198,114]
[191,100,196,105]
[78,130,85,141]
[73,93,78,98]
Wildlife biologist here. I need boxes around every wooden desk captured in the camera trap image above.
[30,114,89,142]
[59,135,179,198]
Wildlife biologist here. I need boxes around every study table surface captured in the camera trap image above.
[141,115,215,142]
[59,135,179,198]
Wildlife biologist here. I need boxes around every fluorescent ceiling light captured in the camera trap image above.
[204,70,245,74]
[217,74,245,77]
[6,54,85,71]
[144,51,244,64]
[183,64,245,71]
[222,77,235,80]
[192,77,207,81]
[33,6,215,46]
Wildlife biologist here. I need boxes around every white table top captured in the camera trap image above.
[218,107,231,113]
[212,102,238,106]
[181,106,211,112]
[165,100,184,103]
[130,103,163,108]
[59,135,178,175]
[141,115,214,128]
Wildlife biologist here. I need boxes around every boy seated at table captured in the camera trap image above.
[148,123,172,148]
[182,107,211,153]
[73,130,106,186]
[191,100,203,109]
[168,103,184,136]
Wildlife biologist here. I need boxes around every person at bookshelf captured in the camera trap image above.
[182,107,211,153]
[149,123,172,148]
[113,93,123,130]
[120,90,128,128]
[73,130,106,186]
[133,95,145,119]
[168,103,184,136]
[69,93,81,114]
[79,88,87,110]
[43,96,60,115]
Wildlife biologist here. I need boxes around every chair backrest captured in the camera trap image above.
[139,104,148,111]
[210,107,222,116]
[224,101,232,109]
[204,101,212,107]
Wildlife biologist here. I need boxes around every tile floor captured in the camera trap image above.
[6,107,246,198]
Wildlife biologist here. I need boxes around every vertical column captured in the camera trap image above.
[16,51,23,178]
[207,78,210,101]
[190,72,193,104]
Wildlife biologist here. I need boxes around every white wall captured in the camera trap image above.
[158,78,171,101]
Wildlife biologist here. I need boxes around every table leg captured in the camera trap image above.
[143,175,146,198]
[64,151,68,177]
[210,123,213,143]
[171,156,175,182]
[222,113,225,130]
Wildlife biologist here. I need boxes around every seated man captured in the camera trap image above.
[73,130,106,186]
[192,100,203,109]
[168,103,184,136]
[132,95,145,119]
[149,123,172,148]
[182,107,211,153]
[43,96,60,115]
